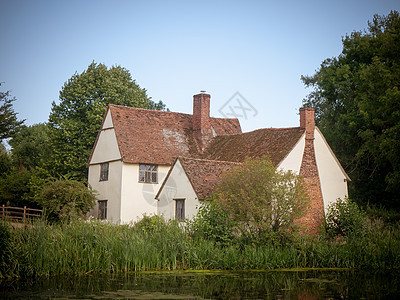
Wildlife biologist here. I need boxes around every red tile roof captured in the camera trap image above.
[109,104,242,165]
[202,127,305,166]
[178,157,241,200]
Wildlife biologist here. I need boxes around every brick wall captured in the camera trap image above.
[193,93,213,152]
[298,107,325,235]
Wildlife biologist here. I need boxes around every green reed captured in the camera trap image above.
[1,217,400,280]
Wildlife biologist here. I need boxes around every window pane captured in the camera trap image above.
[151,172,157,183]
[100,163,109,181]
[139,164,158,183]
[175,199,185,221]
[98,200,107,220]
[145,172,151,183]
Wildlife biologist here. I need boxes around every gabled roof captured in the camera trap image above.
[108,104,241,165]
[178,157,241,200]
[202,127,305,166]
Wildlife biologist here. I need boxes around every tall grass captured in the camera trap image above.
[1,217,400,280]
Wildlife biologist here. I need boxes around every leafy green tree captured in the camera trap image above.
[301,11,400,209]
[214,157,309,244]
[37,179,96,223]
[46,62,166,180]
[9,123,49,170]
[0,166,34,208]
[0,143,12,175]
[0,83,24,142]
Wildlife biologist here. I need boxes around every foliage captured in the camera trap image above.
[213,157,309,244]
[0,143,12,175]
[187,198,235,247]
[37,179,96,223]
[134,214,167,234]
[0,83,24,142]
[46,62,166,181]
[325,198,367,238]
[8,123,50,170]
[0,166,34,207]
[301,11,400,209]
[0,222,13,279]
[365,205,400,225]
[2,217,400,279]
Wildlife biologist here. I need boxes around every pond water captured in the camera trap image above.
[1,269,400,299]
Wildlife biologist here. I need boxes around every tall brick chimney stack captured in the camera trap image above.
[193,93,213,152]
[300,107,315,140]
[298,106,324,235]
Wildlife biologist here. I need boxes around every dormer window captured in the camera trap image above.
[100,162,109,181]
[139,164,158,183]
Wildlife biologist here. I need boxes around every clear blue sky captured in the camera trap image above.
[1,0,399,133]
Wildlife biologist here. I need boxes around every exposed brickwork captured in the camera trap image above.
[298,107,325,235]
[300,107,315,140]
[193,93,214,152]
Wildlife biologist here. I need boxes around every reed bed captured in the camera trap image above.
[1,217,400,280]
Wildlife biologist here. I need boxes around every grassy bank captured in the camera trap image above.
[1,216,400,280]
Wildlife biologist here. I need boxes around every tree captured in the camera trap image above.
[0,166,34,208]
[213,157,309,244]
[0,83,24,142]
[37,179,96,223]
[301,11,400,209]
[9,123,50,170]
[46,62,166,180]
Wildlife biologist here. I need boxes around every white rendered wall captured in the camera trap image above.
[157,160,200,221]
[314,128,349,212]
[90,118,121,165]
[120,163,170,223]
[277,133,305,174]
[88,160,123,223]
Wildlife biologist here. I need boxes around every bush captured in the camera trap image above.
[325,198,367,238]
[187,199,235,247]
[38,179,96,223]
[134,215,167,234]
[213,157,309,245]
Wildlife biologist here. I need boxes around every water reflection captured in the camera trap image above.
[1,269,400,299]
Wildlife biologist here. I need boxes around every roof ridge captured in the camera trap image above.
[109,103,192,116]
[179,156,242,165]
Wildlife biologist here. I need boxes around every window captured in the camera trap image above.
[100,163,109,181]
[139,164,158,183]
[175,199,185,221]
[98,200,107,220]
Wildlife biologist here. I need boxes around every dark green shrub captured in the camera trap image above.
[37,179,96,223]
[325,198,367,238]
[134,214,166,234]
[187,199,235,247]
[0,222,12,278]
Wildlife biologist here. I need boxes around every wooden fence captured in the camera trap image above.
[1,205,43,223]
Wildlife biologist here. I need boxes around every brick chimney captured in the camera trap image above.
[300,107,315,140]
[298,106,324,235]
[193,93,213,152]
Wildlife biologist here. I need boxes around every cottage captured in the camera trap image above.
[87,93,349,233]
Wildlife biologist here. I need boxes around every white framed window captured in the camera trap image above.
[98,200,107,220]
[139,164,158,183]
[100,163,109,181]
[175,198,185,221]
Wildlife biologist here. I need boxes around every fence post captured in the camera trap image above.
[23,206,27,223]
[1,204,4,220]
